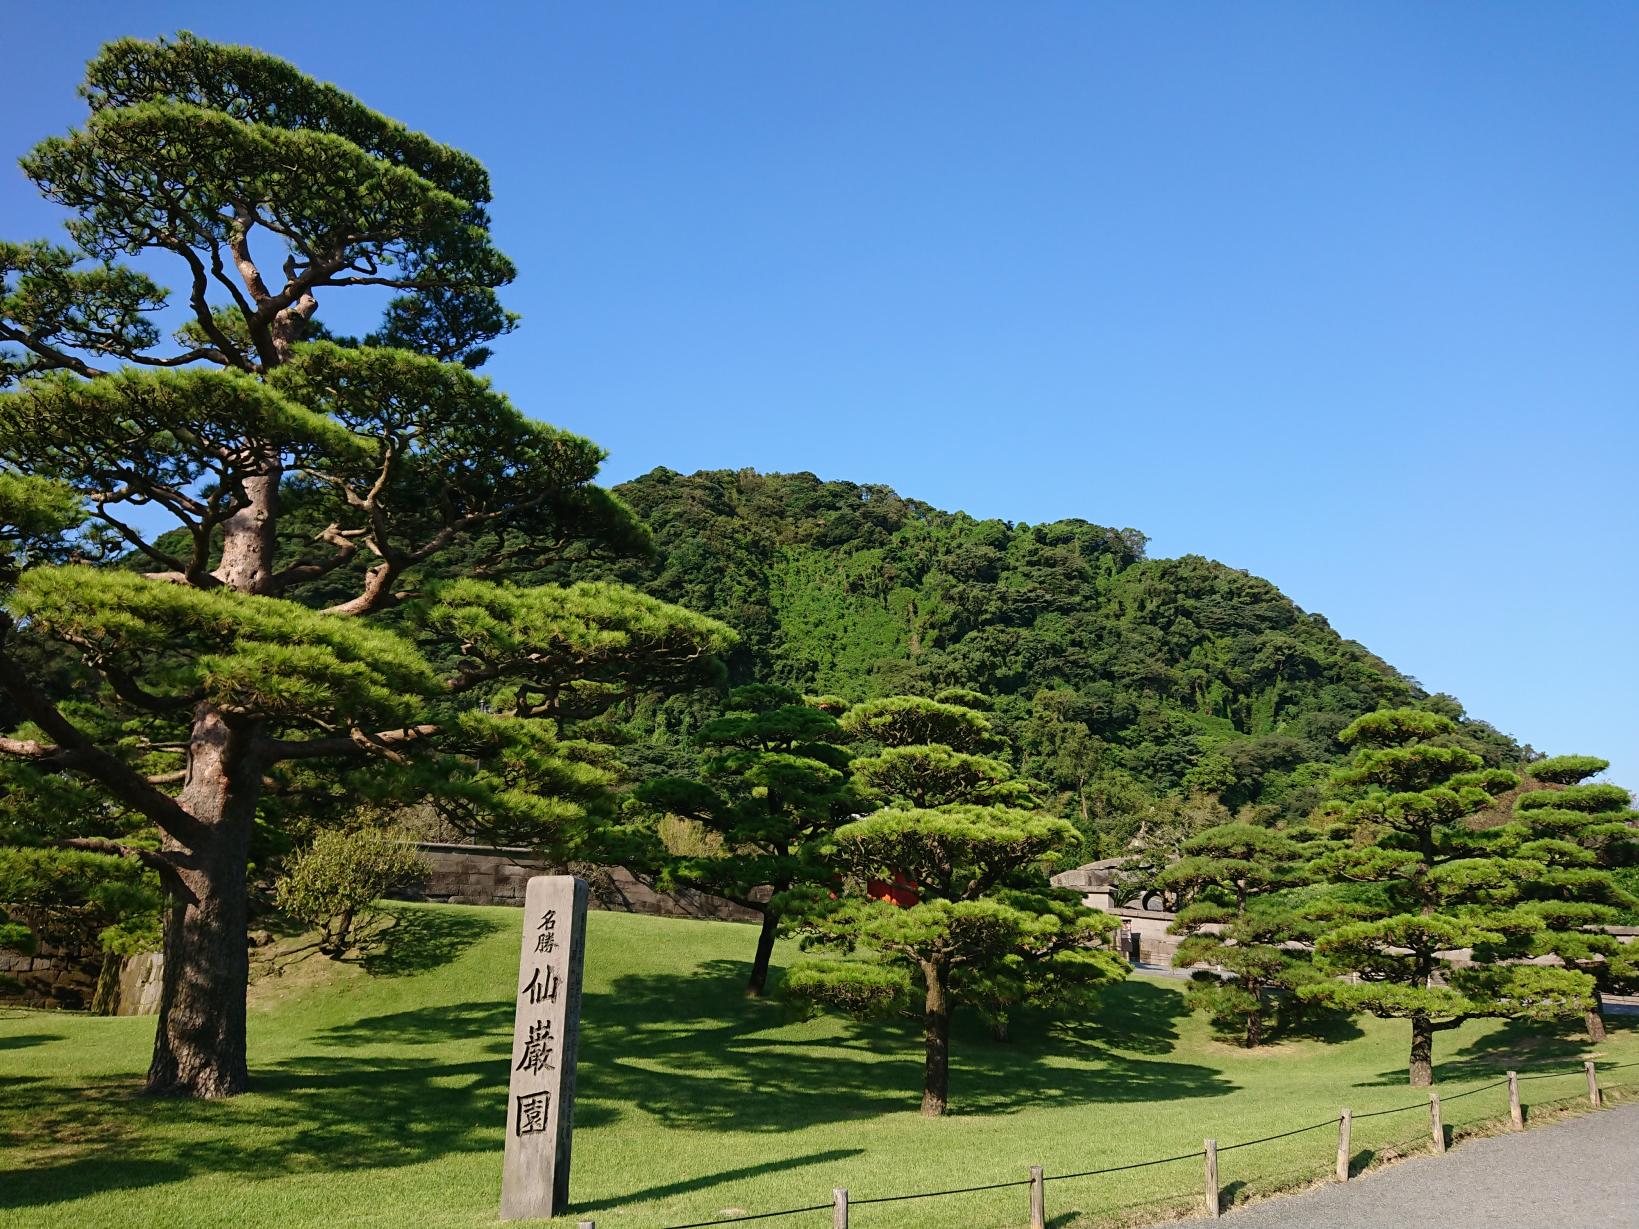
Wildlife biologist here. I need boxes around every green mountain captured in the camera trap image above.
[585,468,1523,835]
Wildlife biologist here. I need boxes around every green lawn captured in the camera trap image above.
[2,903,1635,1229]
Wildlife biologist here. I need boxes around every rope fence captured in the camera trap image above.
[563,1056,1639,1229]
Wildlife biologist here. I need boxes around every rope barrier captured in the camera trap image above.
[1047,1149,1206,1182]
[850,1177,1033,1206]
[655,1054,1629,1228]
[1217,1115,1339,1152]
[660,1204,835,1228]
[1350,1098,1430,1121]
[1432,1076,1511,1103]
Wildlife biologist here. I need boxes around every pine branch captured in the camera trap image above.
[0,636,212,847]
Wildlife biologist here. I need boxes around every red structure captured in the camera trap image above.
[866,873,920,907]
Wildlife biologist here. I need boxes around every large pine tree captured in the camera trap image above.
[0,33,731,1096]
[1509,755,1639,1043]
[1307,710,1591,1085]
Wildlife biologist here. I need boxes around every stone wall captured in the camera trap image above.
[408,842,763,923]
[0,935,162,1015]
[0,934,101,1010]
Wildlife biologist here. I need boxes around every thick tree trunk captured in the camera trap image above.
[1587,989,1607,1043]
[146,704,261,1098]
[747,909,779,996]
[921,959,951,1116]
[1409,1014,1434,1087]
[214,471,281,594]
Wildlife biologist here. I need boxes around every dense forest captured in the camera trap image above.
[564,468,1526,852]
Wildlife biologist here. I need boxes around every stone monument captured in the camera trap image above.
[501,875,587,1220]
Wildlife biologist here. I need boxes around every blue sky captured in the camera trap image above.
[4,3,1636,784]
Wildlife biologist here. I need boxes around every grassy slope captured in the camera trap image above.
[2,904,1635,1229]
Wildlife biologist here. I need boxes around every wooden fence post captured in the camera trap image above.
[1586,1060,1602,1107]
[576,1222,595,1229]
[1429,1092,1445,1154]
[1336,1109,1351,1181]
[1508,1071,1523,1129]
[1203,1138,1219,1218]
[1029,1165,1045,1229]
[832,1187,848,1229]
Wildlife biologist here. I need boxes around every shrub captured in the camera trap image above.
[275,829,428,958]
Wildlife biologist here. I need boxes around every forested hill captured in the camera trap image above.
[587,468,1523,829]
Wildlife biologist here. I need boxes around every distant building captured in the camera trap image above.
[1051,858,1181,966]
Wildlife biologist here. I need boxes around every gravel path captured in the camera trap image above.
[1158,1102,1639,1229]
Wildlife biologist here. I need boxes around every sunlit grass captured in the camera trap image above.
[2,902,1634,1229]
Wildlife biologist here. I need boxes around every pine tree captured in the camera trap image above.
[783,696,1124,1115]
[636,684,860,996]
[1307,710,1591,1085]
[0,33,732,1096]
[1159,821,1315,1046]
[1508,755,1639,1042]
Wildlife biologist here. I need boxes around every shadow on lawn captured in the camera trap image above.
[0,945,1231,1212]
[572,960,1232,1132]
[573,1147,866,1215]
[358,903,505,976]
[1357,1012,1633,1088]
[0,1031,65,1051]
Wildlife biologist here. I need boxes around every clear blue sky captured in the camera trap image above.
[4,3,1636,784]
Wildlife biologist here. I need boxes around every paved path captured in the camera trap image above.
[1159,1102,1639,1229]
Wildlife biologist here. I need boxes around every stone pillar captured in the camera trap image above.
[501,876,587,1220]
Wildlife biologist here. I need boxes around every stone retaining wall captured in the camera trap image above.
[0,935,101,1010]
[407,842,762,923]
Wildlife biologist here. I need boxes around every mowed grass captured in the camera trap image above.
[2,904,1636,1229]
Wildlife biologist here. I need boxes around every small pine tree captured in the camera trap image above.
[783,695,1124,1115]
[274,827,429,958]
[1159,822,1315,1046]
[635,685,860,995]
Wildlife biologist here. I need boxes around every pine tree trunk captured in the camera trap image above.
[921,959,951,1116]
[213,472,281,594]
[90,949,123,1016]
[747,909,779,996]
[146,704,261,1098]
[1586,989,1607,1043]
[1245,1007,1263,1048]
[1409,1014,1434,1087]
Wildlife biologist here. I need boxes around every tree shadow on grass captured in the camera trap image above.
[1354,1013,1628,1088]
[1046,977,1193,1057]
[316,1001,513,1047]
[0,941,1232,1214]
[574,1148,865,1215]
[0,1156,191,1210]
[0,1031,65,1051]
[357,903,505,976]
[1273,1005,1364,1046]
[574,960,1234,1132]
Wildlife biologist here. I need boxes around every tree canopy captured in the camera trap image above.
[0,32,731,1097]
[636,684,861,995]
[1304,709,1591,1085]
